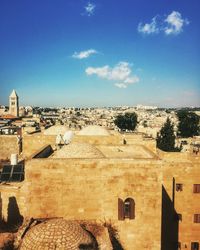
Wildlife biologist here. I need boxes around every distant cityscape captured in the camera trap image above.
[0,90,200,250]
[1,90,200,146]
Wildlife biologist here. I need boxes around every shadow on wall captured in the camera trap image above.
[0,193,2,220]
[161,183,179,250]
[104,222,124,250]
[7,196,23,229]
[79,227,99,250]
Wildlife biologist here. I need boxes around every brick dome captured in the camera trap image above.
[19,219,97,250]
[51,143,104,159]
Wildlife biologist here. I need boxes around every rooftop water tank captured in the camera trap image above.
[11,153,18,165]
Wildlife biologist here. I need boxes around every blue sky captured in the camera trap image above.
[0,0,199,107]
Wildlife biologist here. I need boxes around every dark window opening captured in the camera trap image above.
[124,200,131,218]
[193,184,200,193]
[191,242,199,250]
[194,214,200,223]
[176,183,183,192]
[118,197,135,220]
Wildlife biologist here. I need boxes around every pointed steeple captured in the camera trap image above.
[9,89,19,117]
[10,89,18,98]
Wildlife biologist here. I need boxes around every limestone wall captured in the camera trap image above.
[23,134,56,157]
[0,136,19,160]
[162,162,200,249]
[0,158,162,250]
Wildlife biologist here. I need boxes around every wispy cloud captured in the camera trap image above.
[138,17,159,35]
[164,11,189,35]
[84,2,96,16]
[86,61,139,88]
[138,11,189,36]
[72,49,98,59]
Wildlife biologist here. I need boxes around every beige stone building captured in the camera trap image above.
[0,126,200,249]
[9,90,19,117]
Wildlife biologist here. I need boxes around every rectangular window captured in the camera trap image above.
[194,214,200,223]
[193,184,200,193]
[191,242,199,250]
[176,183,183,192]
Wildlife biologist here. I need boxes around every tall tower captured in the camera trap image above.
[9,89,19,117]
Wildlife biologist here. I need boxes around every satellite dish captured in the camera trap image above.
[63,131,73,145]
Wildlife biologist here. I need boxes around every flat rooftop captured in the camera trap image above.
[96,145,156,159]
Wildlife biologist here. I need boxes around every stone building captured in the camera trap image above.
[9,90,19,117]
[0,126,200,249]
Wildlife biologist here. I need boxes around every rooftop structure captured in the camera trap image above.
[78,125,110,136]
[9,89,19,117]
[51,143,105,159]
[0,129,199,250]
[19,219,98,250]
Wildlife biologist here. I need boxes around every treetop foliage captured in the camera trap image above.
[156,117,180,152]
[177,110,200,138]
[114,112,138,131]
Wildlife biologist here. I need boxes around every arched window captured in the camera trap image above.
[118,197,135,220]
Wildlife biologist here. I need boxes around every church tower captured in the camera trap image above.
[9,89,19,117]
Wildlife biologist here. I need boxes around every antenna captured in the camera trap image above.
[56,134,63,145]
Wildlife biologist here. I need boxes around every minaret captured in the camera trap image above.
[9,89,19,117]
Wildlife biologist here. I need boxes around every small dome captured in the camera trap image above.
[78,125,110,136]
[20,219,97,250]
[52,143,104,158]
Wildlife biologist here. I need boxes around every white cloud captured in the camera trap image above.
[114,83,127,89]
[164,11,189,35]
[86,65,110,77]
[138,17,159,34]
[138,11,189,36]
[72,49,97,59]
[85,2,96,16]
[86,61,139,88]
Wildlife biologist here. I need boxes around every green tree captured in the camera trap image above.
[114,112,138,131]
[177,110,200,137]
[156,118,179,152]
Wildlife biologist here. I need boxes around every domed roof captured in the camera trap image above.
[52,143,104,158]
[44,125,68,135]
[78,125,110,136]
[20,219,97,250]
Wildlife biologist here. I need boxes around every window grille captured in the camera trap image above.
[194,214,200,223]
[193,184,200,193]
